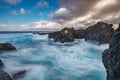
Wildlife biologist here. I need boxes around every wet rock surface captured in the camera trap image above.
[102,24,120,80]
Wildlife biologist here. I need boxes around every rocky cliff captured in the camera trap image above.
[102,24,120,80]
[85,22,114,44]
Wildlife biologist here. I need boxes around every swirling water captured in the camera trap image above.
[0,33,108,80]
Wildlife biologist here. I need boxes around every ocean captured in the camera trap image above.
[0,33,108,80]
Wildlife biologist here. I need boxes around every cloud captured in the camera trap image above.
[51,0,98,22]
[51,0,120,28]
[11,10,18,15]
[0,20,61,31]
[4,0,22,5]
[19,8,31,15]
[50,8,71,23]
[29,21,61,30]
[35,1,48,8]
[19,8,26,14]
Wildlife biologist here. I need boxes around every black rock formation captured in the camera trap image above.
[49,28,75,43]
[48,22,114,44]
[54,32,75,43]
[102,24,120,80]
[85,22,114,44]
[0,43,16,52]
[0,70,13,80]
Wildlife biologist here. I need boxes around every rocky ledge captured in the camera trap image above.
[102,24,120,80]
[48,22,114,44]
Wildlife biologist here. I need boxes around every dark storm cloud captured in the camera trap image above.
[51,0,99,21]
[51,0,120,27]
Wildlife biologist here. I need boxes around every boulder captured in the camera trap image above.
[85,22,114,44]
[0,43,16,52]
[0,70,13,80]
[13,70,26,79]
[102,23,120,80]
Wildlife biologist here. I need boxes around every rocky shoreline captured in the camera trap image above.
[0,22,120,80]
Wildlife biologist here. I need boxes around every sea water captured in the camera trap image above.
[0,33,108,80]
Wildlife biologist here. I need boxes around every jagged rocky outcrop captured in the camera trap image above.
[102,24,120,80]
[48,28,85,39]
[0,70,13,80]
[48,22,114,44]
[48,28,75,43]
[85,22,114,44]
[54,32,75,43]
[0,43,16,53]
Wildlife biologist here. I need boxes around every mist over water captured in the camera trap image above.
[0,33,108,80]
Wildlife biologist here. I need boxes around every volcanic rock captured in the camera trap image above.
[102,23,120,80]
[0,43,16,52]
[85,22,114,44]
[54,32,75,43]
[48,22,114,44]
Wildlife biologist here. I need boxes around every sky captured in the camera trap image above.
[0,0,120,31]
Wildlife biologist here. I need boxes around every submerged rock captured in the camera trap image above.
[0,70,13,80]
[0,43,16,52]
[102,24,120,80]
[13,70,26,79]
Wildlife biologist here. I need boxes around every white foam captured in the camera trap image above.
[0,34,108,80]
